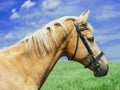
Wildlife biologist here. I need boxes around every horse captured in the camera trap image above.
[0,11,109,90]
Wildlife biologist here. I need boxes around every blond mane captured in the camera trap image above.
[20,16,78,55]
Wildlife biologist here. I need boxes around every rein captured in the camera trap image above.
[69,19,104,69]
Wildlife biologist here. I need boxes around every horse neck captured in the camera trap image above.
[1,19,74,89]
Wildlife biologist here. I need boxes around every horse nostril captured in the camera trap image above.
[94,64,100,69]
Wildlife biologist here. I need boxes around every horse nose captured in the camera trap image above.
[101,64,109,76]
[94,64,109,77]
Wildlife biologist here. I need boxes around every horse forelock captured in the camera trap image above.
[87,23,94,32]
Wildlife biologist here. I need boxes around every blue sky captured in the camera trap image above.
[0,0,120,61]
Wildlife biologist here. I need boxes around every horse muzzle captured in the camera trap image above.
[94,64,109,77]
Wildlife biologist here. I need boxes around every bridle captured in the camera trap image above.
[69,19,104,69]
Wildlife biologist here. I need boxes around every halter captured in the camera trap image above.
[69,19,104,69]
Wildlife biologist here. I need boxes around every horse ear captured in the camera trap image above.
[79,10,90,24]
[79,12,84,18]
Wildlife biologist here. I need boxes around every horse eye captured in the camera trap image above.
[87,37,94,42]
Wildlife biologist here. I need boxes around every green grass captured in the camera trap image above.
[41,61,120,90]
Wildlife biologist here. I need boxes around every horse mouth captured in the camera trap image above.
[94,64,109,77]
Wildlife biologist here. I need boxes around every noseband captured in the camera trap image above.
[69,19,104,69]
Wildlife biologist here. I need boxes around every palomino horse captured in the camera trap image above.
[0,11,108,90]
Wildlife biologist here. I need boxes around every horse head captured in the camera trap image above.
[65,11,109,77]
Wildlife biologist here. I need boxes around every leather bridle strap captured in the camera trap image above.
[84,51,104,68]
[69,34,79,60]
[69,19,89,60]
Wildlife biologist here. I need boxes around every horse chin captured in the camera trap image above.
[93,64,109,77]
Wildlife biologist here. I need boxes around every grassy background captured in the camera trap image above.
[41,61,120,90]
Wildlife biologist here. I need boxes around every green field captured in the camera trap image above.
[41,61,120,90]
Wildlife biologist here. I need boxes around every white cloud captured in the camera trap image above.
[30,22,38,27]
[25,21,38,28]
[95,5,120,20]
[95,33,120,42]
[93,23,120,43]
[42,5,81,17]
[4,32,14,40]
[42,0,62,10]
[10,8,20,20]
[21,0,36,9]
[104,44,120,61]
